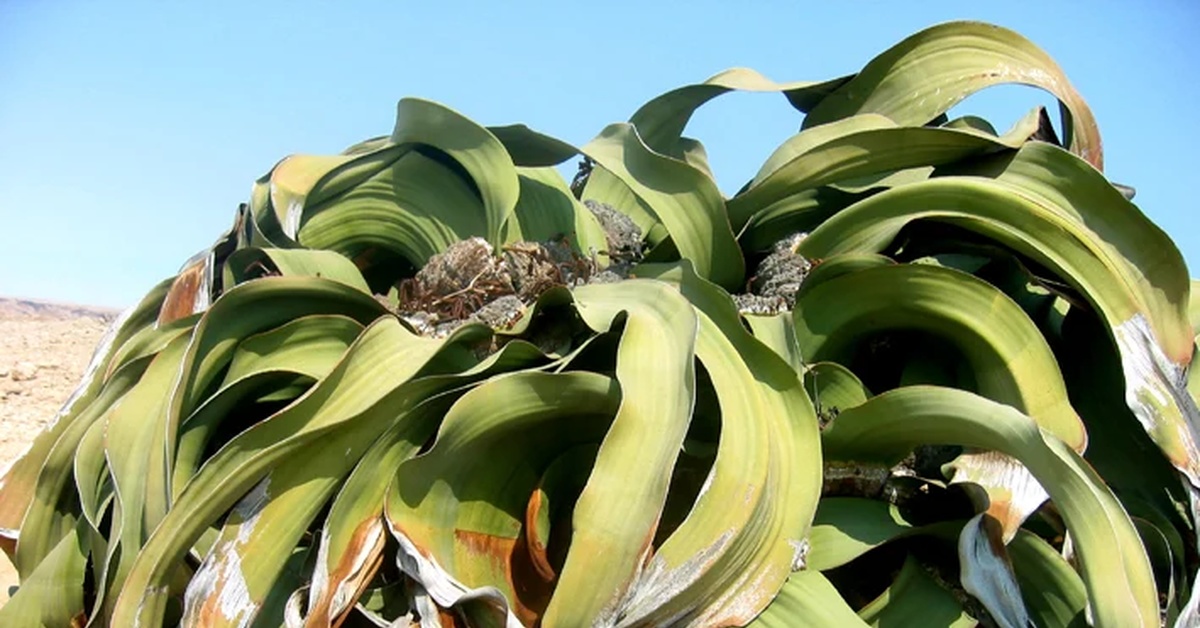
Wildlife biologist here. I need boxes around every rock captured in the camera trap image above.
[503,240,594,299]
[586,270,625,285]
[402,237,515,320]
[583,200,643,273]
[469,295,525,330]
[399,236,600,338]
[0,368,8,379]
[733,293,788,315]
[10,362,38,382]
[747,232,812,306]
[414,237,511,299]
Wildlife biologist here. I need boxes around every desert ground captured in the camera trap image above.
[0,297,119,607]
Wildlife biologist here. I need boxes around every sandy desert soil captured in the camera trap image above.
[0,297,119,608]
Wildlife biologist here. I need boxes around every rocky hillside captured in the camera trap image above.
[0,297,119,607]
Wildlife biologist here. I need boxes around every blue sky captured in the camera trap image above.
[1,1,1197,308]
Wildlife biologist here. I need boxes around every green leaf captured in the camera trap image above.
[1009,529,1088,628]
[386,98,520,248]
[580,124,745,289]
[100,332,193,615]
[803,362,871,419]
[806,498,915,572]
[799,253,893,293]
[966,142,1190,365]
[538,280,698,625]
[794,262,1083,448]
[615,263,822,625]
[822,386,1160,627]
[168,276,385,431]
[727,120,1027,231]
[742,312,804,373]
[737,187,862,254]
[488,124,579,167]
[223,248,371,293]
[798,157,1200,492]
[500,166,608,262]
[179,372,453,628]
[111,318,450,626]
[171,314,366,498]
[0,276,171,542]
[580,68,851,232]
[255,153,363,244]
[305,341,551,626]
[803,21,1102,170]
[297,149,489,267]
[747,570,868,628]
[857,554,975,627]
[751,115,897,187]
[0,520,88,627]
[1012,530,1089,628]
[266,99,520,264]
[627,67,847,159]
[387,371,622,625]
[11,349,156,580]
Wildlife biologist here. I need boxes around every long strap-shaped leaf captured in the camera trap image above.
[259,153,364,243]
[798,176,1200,490]
[962,142,1191,364]
[110,317,448,626]
[1009,529,1089,627]
[536,280,698,625]
[386,372,622,626]
[17,323,188,607]
[246,99,520,267]
[480,123,747,289]
[298,399,447,628]
[746,570,868,628]
[726,119,1030,230]
[196,334,550,628]
[490,122,747,287]
[296,150,489,266]
[297,338,554,628]
[821,386,1159,627]
[795,261,1084,547]
[385,98,520,249]
[302,338,554,627]
[99,332,193,618]
[857,554,976,626]
[0,276,170,546]
[581,124,745,289]
[628,67,847,158]
[805,498,918,572]
[741,312,805,373]
[500,166,609,260]
[180,387,446,627]
[0,519,88,627]
[171,314,365,499]
[579,68,846,240]
[168,276,385,433]
[223,248,372,293]
[805,499,1049,627]
[794,262,1083,448]
[802,21,1102,170]
[101,313,198,382]
[614,263,821,626]
[6,356,147,581]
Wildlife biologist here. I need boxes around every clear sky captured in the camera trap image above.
[1,1,1197,308]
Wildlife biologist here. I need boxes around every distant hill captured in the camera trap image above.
[0,297,121,322]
